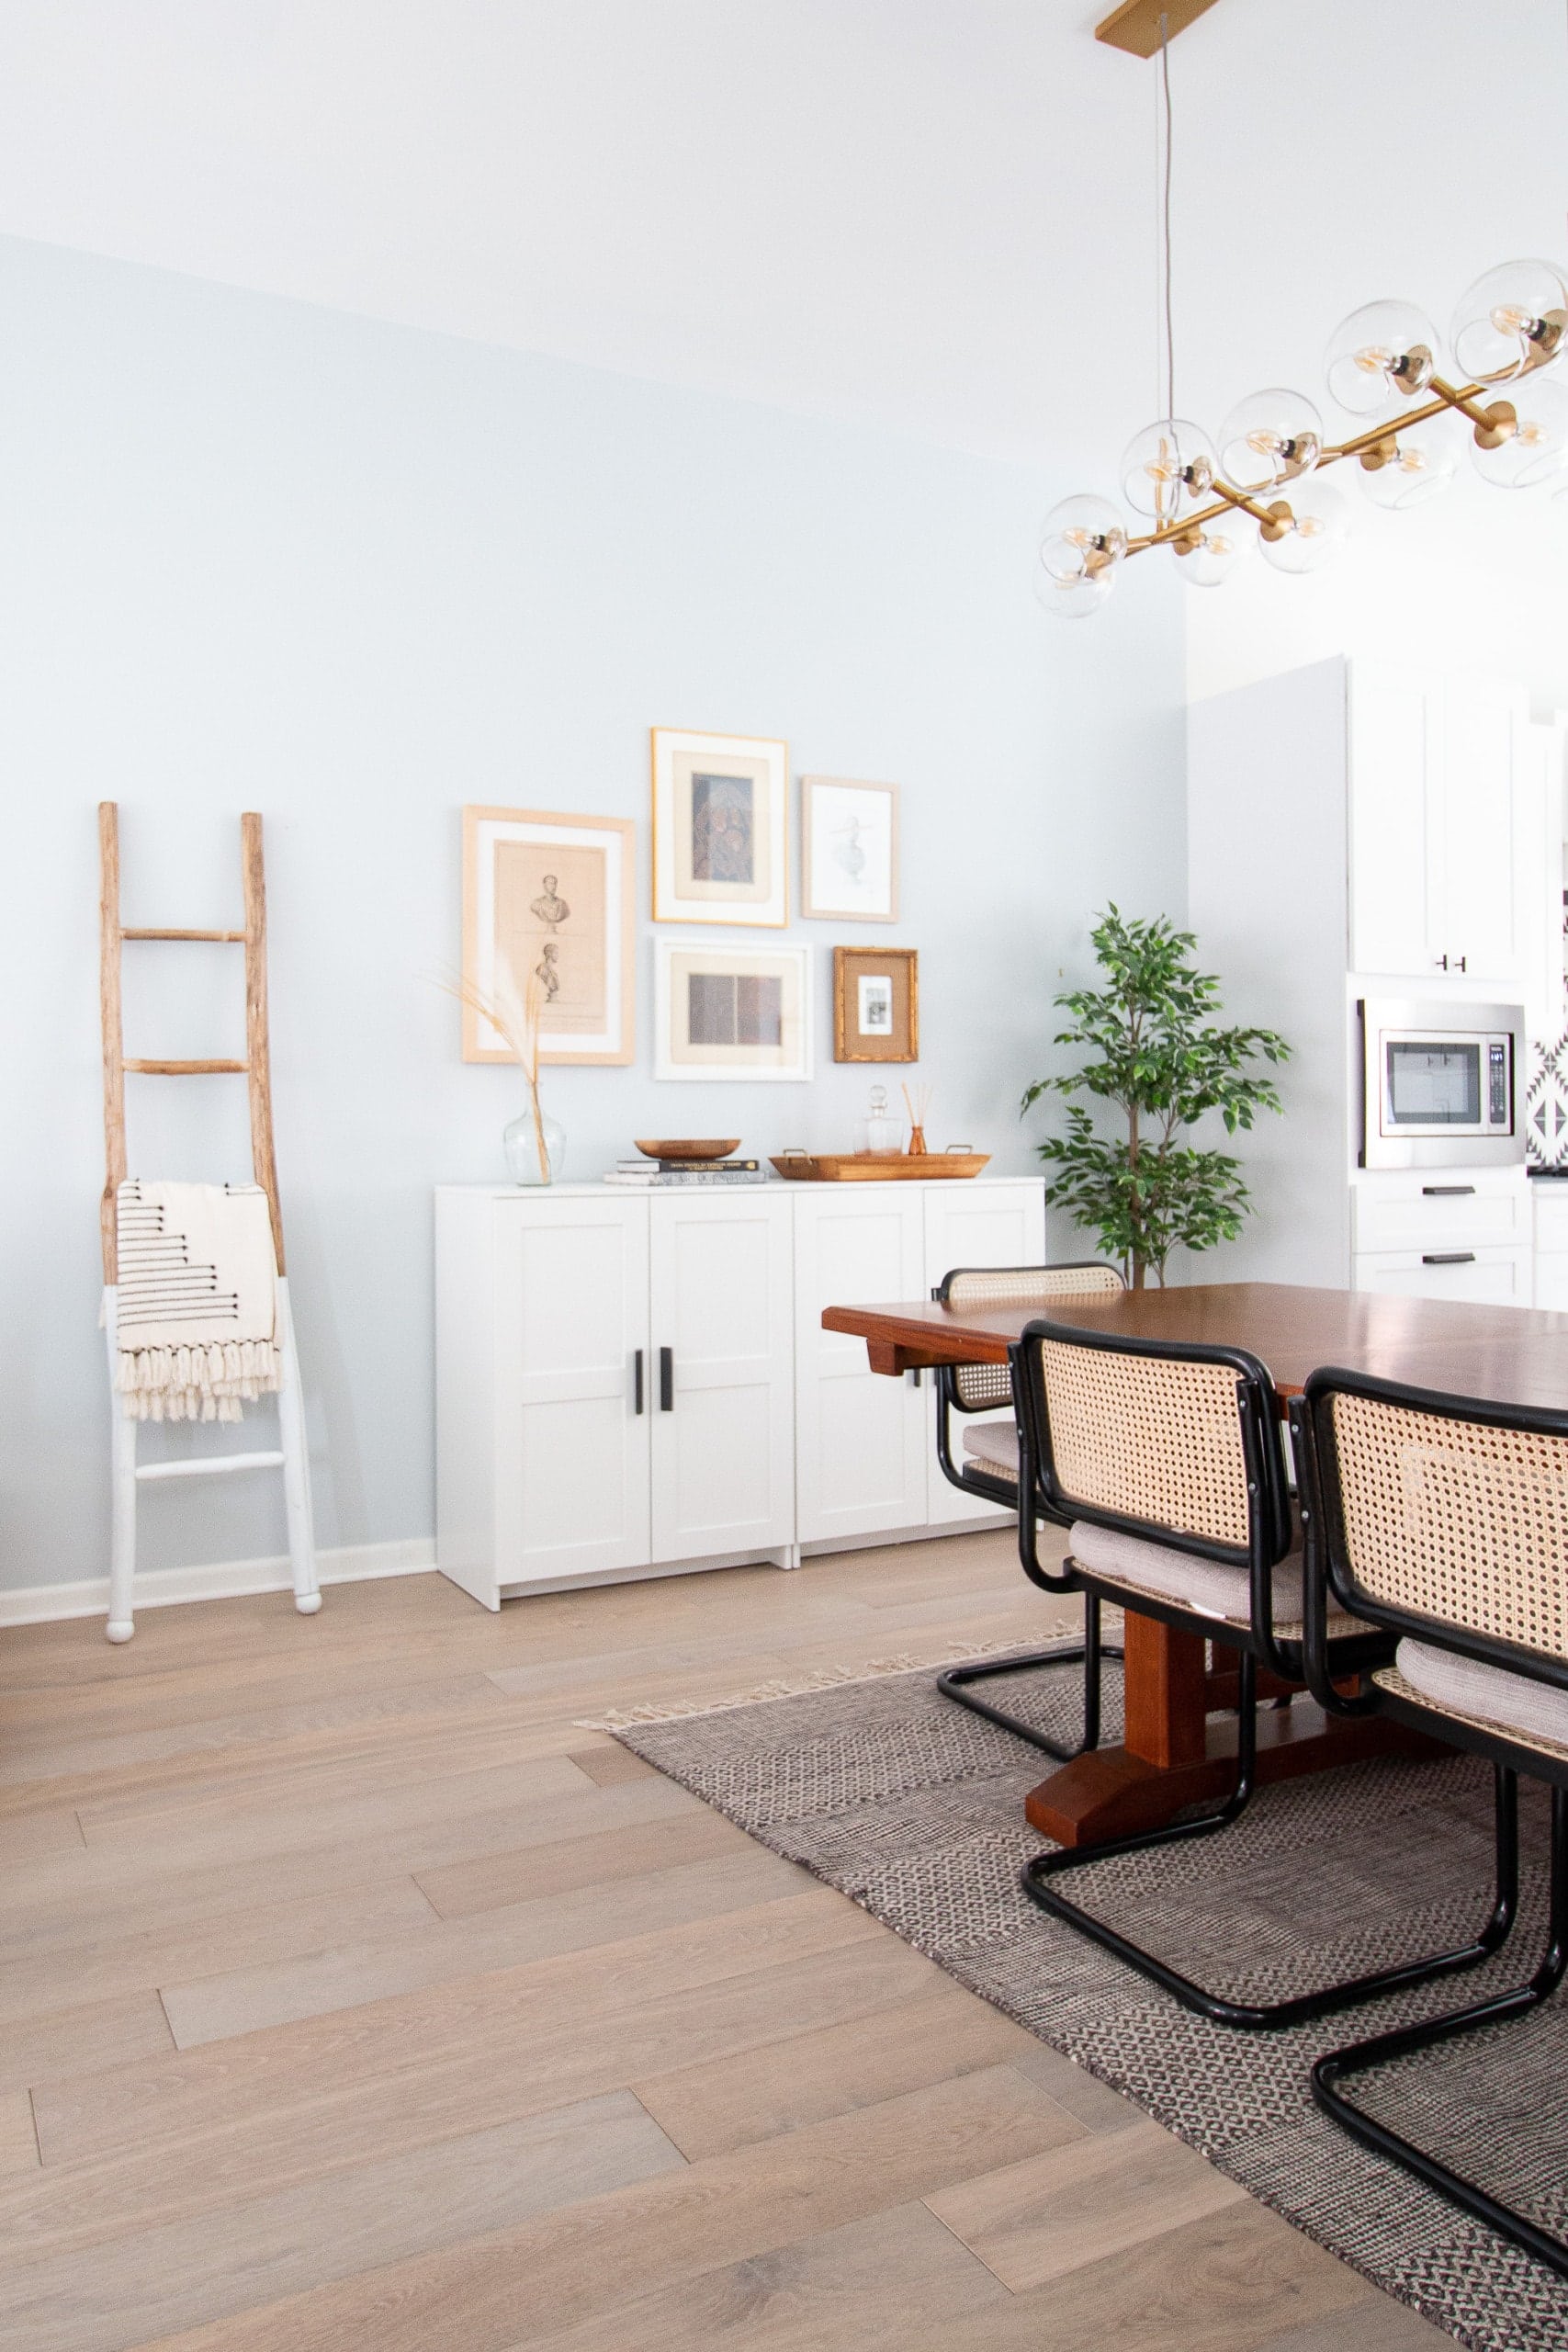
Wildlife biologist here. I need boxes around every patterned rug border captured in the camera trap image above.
[607,1657,1568,2352]
[573,1632,1085,1732]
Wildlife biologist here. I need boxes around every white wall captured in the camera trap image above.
[0,234,1187,1598]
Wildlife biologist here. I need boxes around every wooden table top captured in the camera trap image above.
[823,1280,1568,1410]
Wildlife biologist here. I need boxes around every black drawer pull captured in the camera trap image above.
[1423,1251,1475,1266]
[659,1346,674,1411]
[633,1349,644,1415]
[1422,1185,1475,1196]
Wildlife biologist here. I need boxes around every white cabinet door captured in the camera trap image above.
[1348,665,1437,978]
[794,1187,927,1544]
[1438,675,1528,985]
[649,1192,794,1564]
[921,1180,1046,1525]
[492,1194,650,1588]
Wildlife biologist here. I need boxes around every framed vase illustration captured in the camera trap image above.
[461,806,635,1065]
[650,728,789,927]
[801,775,898,922]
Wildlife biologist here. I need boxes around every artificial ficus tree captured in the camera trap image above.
[1021,907,1290,1290]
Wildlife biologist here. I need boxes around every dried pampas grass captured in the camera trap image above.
[433,957,551,1182]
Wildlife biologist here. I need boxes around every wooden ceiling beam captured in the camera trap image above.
[1095,0,1224,57]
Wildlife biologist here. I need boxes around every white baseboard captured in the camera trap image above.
[0,1538,436,1629]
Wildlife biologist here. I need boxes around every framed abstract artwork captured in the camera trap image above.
[461,806,636,1065]
[654,940,812,1082]
[801,775,898,922]
[650,728,789,927]
[832,945,918,1062]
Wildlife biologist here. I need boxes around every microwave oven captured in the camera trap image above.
[1359,999,1525,1170]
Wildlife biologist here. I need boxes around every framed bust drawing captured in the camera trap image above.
[461,806,636,1065]
[650,728,789,927]
[801,775,898,922]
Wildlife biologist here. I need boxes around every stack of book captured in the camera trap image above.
[603,1157,766,1188]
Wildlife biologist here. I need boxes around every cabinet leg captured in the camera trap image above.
[772,1544,803,1571]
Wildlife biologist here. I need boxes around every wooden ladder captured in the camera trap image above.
[98,803,320,1641]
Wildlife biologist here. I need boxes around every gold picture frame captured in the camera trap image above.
[833,945,918,1062]
[650,727,789,927]
[801,775,899,922]
[461,806,636,1065]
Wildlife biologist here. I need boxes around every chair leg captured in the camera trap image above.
[938,1596,1121,1761]
[1311,1776,1565,2274]
[1021,1668,1521,2032]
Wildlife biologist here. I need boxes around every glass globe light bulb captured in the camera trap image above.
[1358,421,1460,511]
[1118,418,1217,523]
[1170,522,1249,588]
[1033,563,1116,619]
[1258,478,1351,574]
[1470,375,1568,488]
[1325,300,1440,414]
[1216,388,1323,494]
[1037,492,1128,587]
[1451,259,1568,384]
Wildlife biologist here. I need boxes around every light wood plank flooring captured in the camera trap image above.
[0,1537,1449,2350]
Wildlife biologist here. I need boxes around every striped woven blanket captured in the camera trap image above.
[111,1181,281,1421]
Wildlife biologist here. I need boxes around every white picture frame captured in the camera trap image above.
[801,775,899,922]
[654,939,812,1082]
[462,805,635,1065]
[651,727,789,927]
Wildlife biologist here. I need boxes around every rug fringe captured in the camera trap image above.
[573,1632,1087,1733]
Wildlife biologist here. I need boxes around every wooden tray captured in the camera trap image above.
[770,1152,990,1182]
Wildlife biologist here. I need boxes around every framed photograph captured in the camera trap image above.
[461,806,635,1065]
[651,728,789,927]
[655,940,812,1082]
[801,775,899,922]
[833,945,918,1062]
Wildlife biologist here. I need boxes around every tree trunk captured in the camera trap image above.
[1131,1257,1146,1291]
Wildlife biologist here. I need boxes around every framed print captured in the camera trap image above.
[651,728,789,926]
[833,945,918,1062]
[655,940,811,1082]
[801,775,898,922]
[462,806,635,1065]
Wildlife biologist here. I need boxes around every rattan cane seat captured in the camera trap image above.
[961,1422,1019,1480]
[1385,1638,1568,1754]
[1371,1666,1568,1768]
[945,1263,1122,1411]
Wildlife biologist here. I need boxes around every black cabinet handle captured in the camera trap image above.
[1423,1251,1475,1265]
[633,1350,644,1415]
[1422,1185,1475,1196]
[1456,956,1468,972]
[659,1346,673,1411]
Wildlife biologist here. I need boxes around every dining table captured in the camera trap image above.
[822,1280,1568,1850]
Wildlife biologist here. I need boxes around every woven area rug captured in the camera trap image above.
[613,1647,1568,2352]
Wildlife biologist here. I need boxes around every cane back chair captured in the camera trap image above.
[1012,1320,1507,2030]
[931,1261,1125,1760]
[1291,1367,1568,2278]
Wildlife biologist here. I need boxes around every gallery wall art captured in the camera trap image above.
[832,944,918,1062]
[650,728,789,927]
[655,939,811,1082]
[462,806,635,1065]
[801,775,899,922]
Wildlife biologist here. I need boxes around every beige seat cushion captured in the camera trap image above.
[1066,1519,1371,1641]
[1395,1637,1568,1750]
[961,1421,1020,1480]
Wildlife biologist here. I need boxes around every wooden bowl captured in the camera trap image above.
[635,1138,741,1163]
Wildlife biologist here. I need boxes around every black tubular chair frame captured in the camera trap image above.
[1289,1368,1568,2279]
[931,1262,1125,1763]
[1012,1320,1502,2032]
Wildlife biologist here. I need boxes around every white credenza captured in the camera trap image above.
[435,1177,1044,1609]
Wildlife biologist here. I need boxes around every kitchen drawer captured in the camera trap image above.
[1351,1172,1529,1256]
[1353,1243,1531,1307]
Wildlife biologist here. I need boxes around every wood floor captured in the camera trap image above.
[0,1535,1450,2351]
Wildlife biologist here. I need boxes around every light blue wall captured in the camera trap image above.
[0,234,1186,1593]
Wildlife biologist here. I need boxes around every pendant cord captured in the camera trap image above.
[1160,10,1175,420]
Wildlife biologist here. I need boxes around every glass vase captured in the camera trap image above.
[503,1101,565,1186]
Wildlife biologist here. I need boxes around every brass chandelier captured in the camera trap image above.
[1036,262,1568,617]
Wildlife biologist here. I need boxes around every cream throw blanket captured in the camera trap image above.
[111,1181,281,1421]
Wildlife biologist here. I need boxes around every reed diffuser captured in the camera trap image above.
[438,959,564,1184]
[902,1081,931,1156]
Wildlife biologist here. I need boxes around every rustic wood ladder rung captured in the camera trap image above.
[98,802,319,1641]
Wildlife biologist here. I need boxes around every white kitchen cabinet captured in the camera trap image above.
[1533,1181,1568,1311]
[436,1177,1046,1606]
[1348,664,1532,989]
[1352,1243,1532,1307]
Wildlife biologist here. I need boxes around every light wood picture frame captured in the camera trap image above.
[833,945,918,1062]
[651,727,789,926]
[655,939,812,1081]
[462,806,636,1065]
[801,775,899,922]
